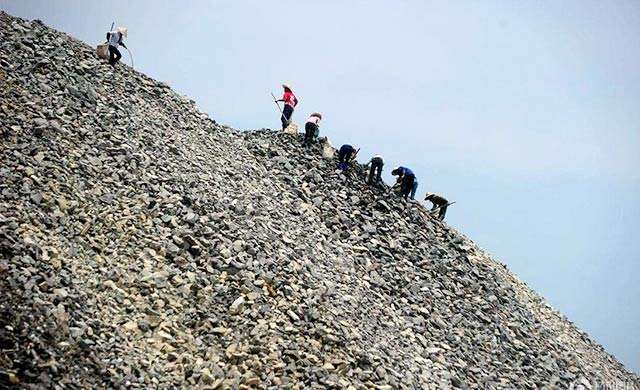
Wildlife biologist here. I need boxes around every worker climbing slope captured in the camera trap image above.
[338,144,358,171]
[391,166,416,200]
[105,26,127,66]
[274,84,299,130]
[367,155,384,185]
[304,112,322,146]
[425,192,452,221]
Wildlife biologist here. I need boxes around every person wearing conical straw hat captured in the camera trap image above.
[425,192,449,220]
[105,26,128,66]
[275,84,298,130]
[303,112,322,146]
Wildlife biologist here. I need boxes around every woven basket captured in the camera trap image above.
[283,123,298,135]
[96,44,109,59]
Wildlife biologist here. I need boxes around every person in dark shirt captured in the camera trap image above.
[367,155,384,184]
[425,192,449,220]
[338,144,356,171]
[391,166,415,200]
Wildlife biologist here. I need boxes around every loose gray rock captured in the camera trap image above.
[0,10,637,390]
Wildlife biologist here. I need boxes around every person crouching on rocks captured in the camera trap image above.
[275,84,298,130]
[338,144,357,171]
[425,192,449,220]
[304,112,321,146]
[391,166,416,200]
[106,27,127,66]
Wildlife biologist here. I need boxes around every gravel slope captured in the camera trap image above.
[1,11,638,389]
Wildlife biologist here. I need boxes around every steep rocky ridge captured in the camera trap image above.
[1,11,638,389]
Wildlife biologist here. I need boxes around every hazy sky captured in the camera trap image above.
[2,0,638,373]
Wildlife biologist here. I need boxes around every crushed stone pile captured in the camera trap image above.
[1,11,638,389]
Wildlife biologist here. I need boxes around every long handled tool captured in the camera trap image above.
[430,201,456,214]
[270,92,287,126]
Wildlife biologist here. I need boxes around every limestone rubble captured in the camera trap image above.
[0,11,638,389]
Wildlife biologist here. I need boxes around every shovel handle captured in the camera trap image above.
[270,92,283,114]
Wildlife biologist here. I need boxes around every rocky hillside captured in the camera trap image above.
[1,11,638,389]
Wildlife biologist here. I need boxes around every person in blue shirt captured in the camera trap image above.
[338,144,357,171]
[391,166,416,200]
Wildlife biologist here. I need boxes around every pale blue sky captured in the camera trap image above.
[2,0,638,372]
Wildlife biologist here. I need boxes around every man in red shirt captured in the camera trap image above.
[275,84,298,130]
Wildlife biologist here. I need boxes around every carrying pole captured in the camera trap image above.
[126,47,134,68]
[110,22,115,31]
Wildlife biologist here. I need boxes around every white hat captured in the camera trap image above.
[117,26,128,37]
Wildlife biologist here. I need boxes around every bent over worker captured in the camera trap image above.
[367,155,384,184]
[304,112,321,145]
[338,144,357,171]
[275,84,298,130]
[391,166,416,200]
[425,192,449,221]
[106,27,127,66]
